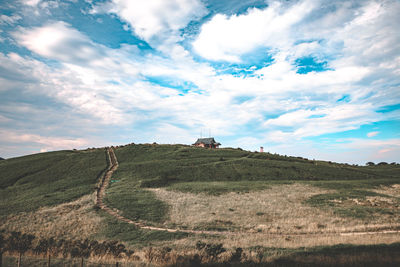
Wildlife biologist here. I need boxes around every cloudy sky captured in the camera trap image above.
[0,0,399,164]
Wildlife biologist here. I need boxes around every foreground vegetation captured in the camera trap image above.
[1,230,400,266]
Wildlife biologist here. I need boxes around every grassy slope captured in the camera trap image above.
[106,144,399,224]
[113,144,399,184]
[1,143,399,247]
[98,210,189,247]
[0,149,108,216]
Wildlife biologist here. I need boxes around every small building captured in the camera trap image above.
[193,137,221,148]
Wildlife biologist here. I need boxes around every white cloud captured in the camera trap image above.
[0,14,22,25]
[344,138,400,163]
[0,130,89,150]
[13,21,102,65]
[22,0,41,6]
[262,103,382,141]
[94,0,207,46]
[0,50,127,125]
[192,0,316,61]
[0,115,11,123]
[367,131,379,137]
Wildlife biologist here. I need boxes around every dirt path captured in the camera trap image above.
[96,148,400,237]
[96,148,213,234]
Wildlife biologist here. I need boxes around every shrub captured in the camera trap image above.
[195,241,226,261]
[230,247,243,262]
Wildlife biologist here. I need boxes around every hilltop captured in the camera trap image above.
[0,143,399,266]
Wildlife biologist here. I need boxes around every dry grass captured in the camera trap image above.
[0,193,103,240]
[374,184,400,198]
[152,184,360,233]
[148,183,400,249]
[165,227,400,251]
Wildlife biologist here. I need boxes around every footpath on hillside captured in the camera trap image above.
[95,147,400,237]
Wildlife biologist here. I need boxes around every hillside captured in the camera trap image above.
[103,144,399,228]
[0,143,399,266]
[0,148,108,216]
[113,143,398,184]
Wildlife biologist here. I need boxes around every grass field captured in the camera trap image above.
[0,148,107,216]
[113,144,399,186]
[107,144,399,226]
[0,143,399,266]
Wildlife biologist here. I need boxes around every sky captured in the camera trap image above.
[0,0,399,164]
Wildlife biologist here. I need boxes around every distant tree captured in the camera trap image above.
[366,162,375,166]
[92,241,107,258]
[144,247,155,263]
[70,239,91,267]
[33,237,57,267]
[195,241,226,261]
[378,162,388,165]
[6,232,35,267]
[125,249,135,260]
[57,239,72,259]
[254,247,264,263]
[88,240,99,258]
[107,241,126,267]
[157,247,172,264]
[230,247,243,263]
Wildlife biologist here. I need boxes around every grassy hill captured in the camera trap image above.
[0,148,108,216]
[0,143,399,266]
[102,144,399,225]
[113,144,398,185]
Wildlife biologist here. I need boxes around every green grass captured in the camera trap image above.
[104,185,169,223]
[307,178,400,191]
[0,149,108,216]
[166,181,289,196]
[113,144,399,186]
[305,179,400,219]
[97,211,190,247]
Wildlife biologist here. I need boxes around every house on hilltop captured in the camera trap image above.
[193,137,221,148]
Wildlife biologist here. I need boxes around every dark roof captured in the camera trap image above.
[193,137,221,145]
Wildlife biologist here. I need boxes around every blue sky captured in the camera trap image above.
[0,0,399,164]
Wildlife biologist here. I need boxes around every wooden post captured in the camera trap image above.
[47,251,51,267]
[17,253,22,267]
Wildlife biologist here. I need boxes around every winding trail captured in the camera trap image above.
[96,147,209,234]
[96,147,400,237]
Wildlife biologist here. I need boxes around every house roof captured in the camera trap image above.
[193,137,221,145]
